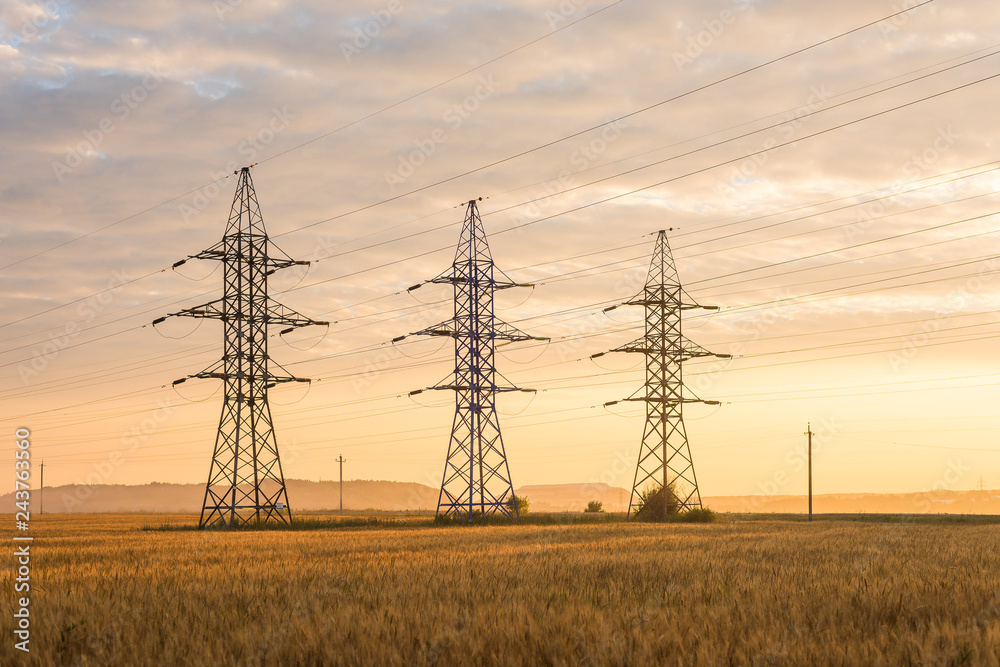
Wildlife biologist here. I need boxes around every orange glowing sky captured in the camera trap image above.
[2,0,999,506]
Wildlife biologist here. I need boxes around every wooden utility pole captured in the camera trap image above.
[804,424,814,522]
[336,456,345,517]
[40,461,44,516]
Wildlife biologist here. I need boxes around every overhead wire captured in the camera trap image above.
[269,1,937,242]
[16,2,1000,472]
[0,0,629,274]
[3,40,989,351]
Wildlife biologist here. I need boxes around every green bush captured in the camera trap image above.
[677,507,719,523]
[506,495,529,516]
[584,500,604,513]
[632,482,681,521]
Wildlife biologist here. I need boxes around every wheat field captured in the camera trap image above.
[3,513,1000,665]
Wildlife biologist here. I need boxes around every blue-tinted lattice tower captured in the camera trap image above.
[408,199,545,520]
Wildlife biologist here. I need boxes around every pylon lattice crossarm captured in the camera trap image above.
[624,297,710,311]
[159,298,225,322]
[678,338,730,362]
[413,318,542,343]
[181,237,306,273]
[160,300,327,330]
[494,320,545,342]
[417,384,533,394]
[620,396,715,406]
[176,371,308,383]
[159,166,323,529]
[408,199,540,521]
[426,274,533,291]
[609,338,731,363]
[266,301,328,329]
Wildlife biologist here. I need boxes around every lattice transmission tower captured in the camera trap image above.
[594,229,729,518]
[155,166,327,528]
[403,198,545,520]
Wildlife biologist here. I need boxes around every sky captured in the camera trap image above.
[2,0,999,508]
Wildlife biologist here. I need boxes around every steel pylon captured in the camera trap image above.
[156,166,327,528]
[404,199,545,520]
[595,229,729,518]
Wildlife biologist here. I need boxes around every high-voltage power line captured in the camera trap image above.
[400,199,546,520]
[154,166,328,527]
[594,230,729,518]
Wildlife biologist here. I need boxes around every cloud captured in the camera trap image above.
[1,0,998,493]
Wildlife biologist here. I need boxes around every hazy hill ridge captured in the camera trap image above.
[6,480,999,515]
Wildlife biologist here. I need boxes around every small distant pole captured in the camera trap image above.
[336,456,345,516]
[40,461,44,516]
[805,424,814,521]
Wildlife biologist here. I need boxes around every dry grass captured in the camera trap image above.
[3,513,1000,665]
